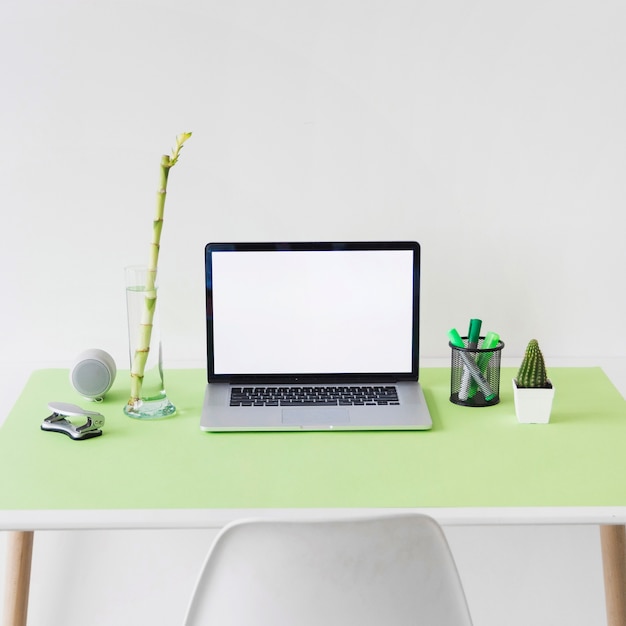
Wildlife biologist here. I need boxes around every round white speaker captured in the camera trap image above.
[70,349,117,401]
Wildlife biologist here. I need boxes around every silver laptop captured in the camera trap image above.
[200,241,432,431]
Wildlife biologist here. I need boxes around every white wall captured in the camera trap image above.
[1,0,625,624]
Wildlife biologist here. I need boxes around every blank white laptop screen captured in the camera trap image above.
[209,246,416,377]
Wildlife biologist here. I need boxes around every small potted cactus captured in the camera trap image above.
[512,339,555,423]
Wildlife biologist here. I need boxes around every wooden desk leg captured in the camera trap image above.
[2,531,34,626]
[601,525,626,626]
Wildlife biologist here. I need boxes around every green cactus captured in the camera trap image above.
[516,339,551,388]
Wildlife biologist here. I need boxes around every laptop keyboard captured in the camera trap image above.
[230,385,400,407]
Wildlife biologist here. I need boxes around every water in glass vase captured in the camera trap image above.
[124,268,176,419]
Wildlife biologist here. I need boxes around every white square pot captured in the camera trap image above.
[512,379,555,424]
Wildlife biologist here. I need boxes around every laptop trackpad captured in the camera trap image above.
[282,407,351,426]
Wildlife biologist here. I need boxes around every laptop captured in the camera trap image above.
[200,241,432,431]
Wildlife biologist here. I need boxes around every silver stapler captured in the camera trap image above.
[41,402,105,440]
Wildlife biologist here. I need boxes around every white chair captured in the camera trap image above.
[182,514,473,626]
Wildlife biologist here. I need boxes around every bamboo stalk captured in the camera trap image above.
[127,132,191,408]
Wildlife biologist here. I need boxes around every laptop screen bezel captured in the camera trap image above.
[205,241,420,384]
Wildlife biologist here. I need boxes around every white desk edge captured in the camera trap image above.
[2,507,626,531]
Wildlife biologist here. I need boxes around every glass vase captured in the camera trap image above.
[124,265,176,419]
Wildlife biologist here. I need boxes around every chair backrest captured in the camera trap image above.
[182,514,473,626]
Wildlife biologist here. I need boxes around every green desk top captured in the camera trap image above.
[1,368,625,512]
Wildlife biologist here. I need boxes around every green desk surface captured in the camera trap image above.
[0,367,625,513]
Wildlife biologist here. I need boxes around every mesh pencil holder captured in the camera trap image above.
[449,337,504,407]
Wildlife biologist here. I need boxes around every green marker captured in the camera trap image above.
[447,328,465,349]
[459,319,482,400]
[468,331,500,398]
[477,331,500,370]
[467,319,482,349]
